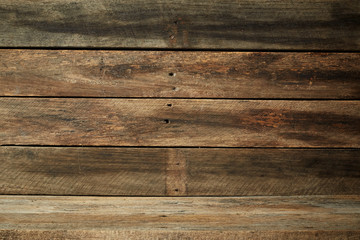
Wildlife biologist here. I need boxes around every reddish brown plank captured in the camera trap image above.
[2,230,359,240]
[0,196,359,239]
[0,99,359,147]
[1,50,359,98]
[1,147,359,196]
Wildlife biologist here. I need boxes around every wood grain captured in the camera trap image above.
[1,50,359,99]
[1,147,359,196]
[0,195,359,239]
[0,147,166,196]
[185,148,360,196]
[1,99,359,147]
[0,0,359,50]
[2,230,359,240]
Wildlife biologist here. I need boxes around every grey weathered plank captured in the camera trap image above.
[0,195,359,239]
[1,99,359,147]
[0,0,359,50]
[1,147,359,196]
[1,50,359,99]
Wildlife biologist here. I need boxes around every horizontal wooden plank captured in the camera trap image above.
[1,147,359,196]
[2,230,359,240]
[1,99,359,147]
[1,195,359,239]
[0,147,166,196]
[186,148,360,196]
[0,0,359,50]
[1,50,359,99]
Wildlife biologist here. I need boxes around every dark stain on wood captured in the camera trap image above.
[0,0,359,49]
[165,108,360,134]
[1,147,167,195]
[1,50,359,98]
[1,147,359,196]
[186,149,360,195]
[0,0,359,237]
[1,99,359,147]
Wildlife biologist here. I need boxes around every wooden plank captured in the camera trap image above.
[185,148,360,196]
[0,147,167,196]
[0,195,359,239]
[1,147,359,196]
[1,50,359,99]
[1,99,359,147]
[0,0,359,50]
[2,230,359,240]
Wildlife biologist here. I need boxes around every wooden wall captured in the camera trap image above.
[0,0,359,239]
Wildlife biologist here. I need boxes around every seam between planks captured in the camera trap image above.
[1,97,360,100]
[0,47,359,53]
[0,194,358,198]
[2,145,360,149]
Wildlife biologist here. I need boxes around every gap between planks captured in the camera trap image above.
[1,47,360,52]
[1,97,360,101]
[3,145,360,149]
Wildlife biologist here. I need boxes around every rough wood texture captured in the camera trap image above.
[1,147,359,196]
[0,147,166,196]
[186,148,360,196]
[0,196,359,239]
[1,99,359,147]
[0,0,359,50]
[1,50,359,99]
[2,230,359,240]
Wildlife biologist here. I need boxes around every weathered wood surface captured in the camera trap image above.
[1,147,359,196]
[0,147,166,196]
[0,0,359,50]
[0,196,359,239]
[2,230,359,240]
[1,99,359,147]
[1,50,359,99]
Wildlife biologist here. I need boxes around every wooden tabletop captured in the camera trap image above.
[0,0,359,239]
